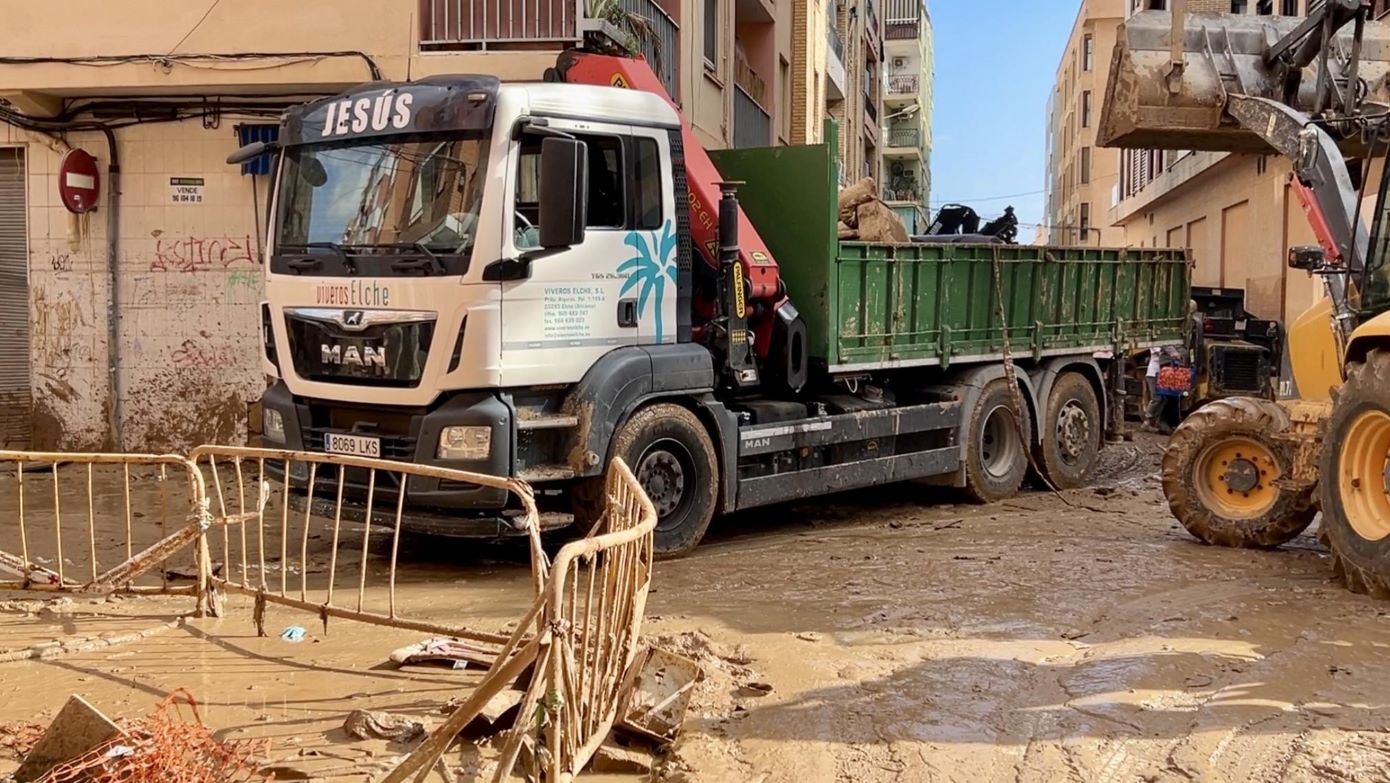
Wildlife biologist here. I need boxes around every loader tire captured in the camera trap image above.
[1034,372,1103,490]
[1319,352,1390,598]
[962,378,1033,504]
[1161,397,1317,548]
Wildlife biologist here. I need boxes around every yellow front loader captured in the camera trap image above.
[1101,0,1390,595]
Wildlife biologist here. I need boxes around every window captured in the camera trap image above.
[779,56,791,143]
[704,0,719,67]
[1081,147,1092,185]
[1082,91,1093,128]
[1080,203,1092,238]
[1083,34,1094,72]
[1281,0,1298,12]
[514,133,627,246]
[631,137,663,230]
[1231,0,1249,12]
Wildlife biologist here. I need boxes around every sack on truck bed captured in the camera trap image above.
[855,200,910,244]
[838,177,878,224]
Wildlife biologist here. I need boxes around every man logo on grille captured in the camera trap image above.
[344,310,364,327]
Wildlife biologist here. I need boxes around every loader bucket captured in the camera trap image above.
[1098,10,1390,153]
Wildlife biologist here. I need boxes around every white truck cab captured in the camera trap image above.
[254,76,700,537]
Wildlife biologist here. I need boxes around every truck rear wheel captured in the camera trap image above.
[605,403,719,559]
[1035,372,1102,490]
[1319,352,1390,598]
[1161,397,1316,548]
[962,378,1033,503]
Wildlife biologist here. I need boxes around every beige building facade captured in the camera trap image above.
[1045,0,1126,247]
[881,0,933,233]
[0,0,801,450]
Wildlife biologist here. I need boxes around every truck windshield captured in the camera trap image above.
[275,135,489,273]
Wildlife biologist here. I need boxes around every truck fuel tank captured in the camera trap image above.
[1099,9,1390,153]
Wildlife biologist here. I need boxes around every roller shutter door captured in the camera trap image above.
[0,148,30,448]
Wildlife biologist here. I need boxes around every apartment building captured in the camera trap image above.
[1110,0,1390,324]
[0,0,797,450]
[1044,0,1127,246]
[881,0,934,234]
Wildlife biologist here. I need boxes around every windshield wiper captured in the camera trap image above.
[279,242,357,274]
[362,242,450,275]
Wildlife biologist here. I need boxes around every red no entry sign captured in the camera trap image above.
[57,149,100,214]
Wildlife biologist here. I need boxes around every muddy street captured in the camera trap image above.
[2,434,1389,782]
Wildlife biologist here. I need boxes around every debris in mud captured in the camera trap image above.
[794,632,823,642]
[736,682,774,697]
[21,690,269,783]
[0,723,46,762]
[279,626,307,643]
[343,710,428,743]
[13,695,122,782]
[618,647,703,743]
[388,638,500,671]
[591,737,657,775]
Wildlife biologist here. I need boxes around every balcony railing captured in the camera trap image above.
[618,0,679,99]
[421,0,582,47]
[829,27,845,61]
[886,127,920,148]
[886,73,918,96]
[734,84,771,149]
[882,181,922,202]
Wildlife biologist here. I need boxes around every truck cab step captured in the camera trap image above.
[516,414,580,431]
[517,465,577,482]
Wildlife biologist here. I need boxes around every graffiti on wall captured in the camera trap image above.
[170,333,244,371]
[150,235,258,273]
[31,285,94,373]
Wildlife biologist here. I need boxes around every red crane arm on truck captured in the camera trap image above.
[552,51,783,308]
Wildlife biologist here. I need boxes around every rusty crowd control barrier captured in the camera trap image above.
[188,446,547,644]
[0,451,215,611]
[387,458,658,783]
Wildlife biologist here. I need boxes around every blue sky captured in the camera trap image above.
[928,1,1077,238]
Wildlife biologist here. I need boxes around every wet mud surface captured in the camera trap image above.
[3,434,1390,781]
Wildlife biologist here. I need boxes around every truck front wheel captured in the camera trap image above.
[962,378,1033,503]
[599,403,719,559]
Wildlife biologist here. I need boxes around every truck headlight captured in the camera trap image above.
[438,426,491,460]
[263,408,285,443]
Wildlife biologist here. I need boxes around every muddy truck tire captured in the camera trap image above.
[1161,397,1316,548]
[580,403,718,559]
[1319,352,1390,598]
[1034,372,1103,490]
[962,378,1033,504]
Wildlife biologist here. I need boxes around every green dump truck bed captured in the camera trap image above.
[709,141,1191,375]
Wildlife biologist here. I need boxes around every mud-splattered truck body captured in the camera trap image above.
[239,55,1190,555]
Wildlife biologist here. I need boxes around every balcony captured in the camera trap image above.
[420,0,581,48]
[885,18,920,40]
[827,27,846,98]
[884,126,922,157]
[734,84,771,148]
[885,73,918,100]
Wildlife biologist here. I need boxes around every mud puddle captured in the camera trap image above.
[3,434,1390,781]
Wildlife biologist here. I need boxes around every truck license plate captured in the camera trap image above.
[324,433,381,458]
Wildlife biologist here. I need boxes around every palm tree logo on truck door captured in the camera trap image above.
[618,220,678,344]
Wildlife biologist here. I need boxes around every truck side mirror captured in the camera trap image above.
[538,137,588,249]
[1288,245,1326,271]
[227,140,278,165]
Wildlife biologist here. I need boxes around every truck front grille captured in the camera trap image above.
[1212,346,1265,393]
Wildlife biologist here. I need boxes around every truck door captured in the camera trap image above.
[500,121,676,385]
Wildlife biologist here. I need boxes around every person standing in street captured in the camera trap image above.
[1143,346,1179,432]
